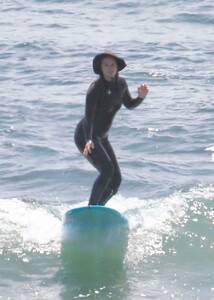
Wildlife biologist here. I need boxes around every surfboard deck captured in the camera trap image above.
[63,205,128,226]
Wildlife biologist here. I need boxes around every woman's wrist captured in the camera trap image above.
[138,95,144,100]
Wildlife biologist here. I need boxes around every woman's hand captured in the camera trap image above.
[137,83,149,100]
[83,140,94,156]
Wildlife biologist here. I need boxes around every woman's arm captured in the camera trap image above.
[83,82,97,156]
[122,78,149,109]
[84,82,97,140]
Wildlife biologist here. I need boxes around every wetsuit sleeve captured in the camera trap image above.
[121,78,144,109]
[84,82,98,141]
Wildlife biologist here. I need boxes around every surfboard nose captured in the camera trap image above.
[61,205,129,263]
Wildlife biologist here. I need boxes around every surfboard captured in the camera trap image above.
[61,205,129,264]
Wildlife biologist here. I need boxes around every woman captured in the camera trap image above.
[74,51,149,206]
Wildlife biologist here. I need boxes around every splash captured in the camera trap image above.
[107,184,214,266]
[1,185,213,267]
[0,198,62,256]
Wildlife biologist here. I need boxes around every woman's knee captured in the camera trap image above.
[112,170,122,191]
[101,161,114,180]
[111,169,122,193]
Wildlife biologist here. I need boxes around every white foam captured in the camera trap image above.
[1,185,213,260]
[205,145,214,151]
[0,198,62,253]
[106,192,188,265]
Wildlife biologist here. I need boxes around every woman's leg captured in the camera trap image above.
[86,137,116,205]
[74,123,121,205]
[97,138,122,205]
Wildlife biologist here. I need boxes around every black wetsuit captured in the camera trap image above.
[74,76,143,205]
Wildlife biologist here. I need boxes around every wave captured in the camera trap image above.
[0,185,213,299]
[0,198,62,255]
[124,185,213,267]
[1,184,213,264]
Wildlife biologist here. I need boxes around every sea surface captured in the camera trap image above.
[0,0,214,299]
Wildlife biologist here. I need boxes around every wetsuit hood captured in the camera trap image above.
[93,51,126,75]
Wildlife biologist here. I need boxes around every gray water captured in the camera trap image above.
[0,0,214,299]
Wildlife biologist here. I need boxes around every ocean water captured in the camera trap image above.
[0,0,214,299]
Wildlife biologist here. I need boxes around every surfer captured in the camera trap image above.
[74,51,149,206]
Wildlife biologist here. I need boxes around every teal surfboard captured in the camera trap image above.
[61,206,129,264]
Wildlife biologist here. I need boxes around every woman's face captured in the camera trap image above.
[101,56,118,81]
